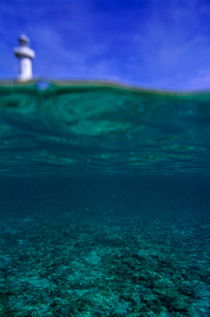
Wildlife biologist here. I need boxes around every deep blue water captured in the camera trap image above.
[0,82,210,316]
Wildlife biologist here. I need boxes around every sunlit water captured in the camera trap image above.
[0,81,209,316]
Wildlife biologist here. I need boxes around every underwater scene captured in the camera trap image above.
[0,81,210,316]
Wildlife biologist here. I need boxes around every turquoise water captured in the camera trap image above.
[0,81,210,316]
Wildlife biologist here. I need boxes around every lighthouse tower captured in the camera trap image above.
[14,34,35,81]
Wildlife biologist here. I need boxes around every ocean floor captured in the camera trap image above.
[0,203,209,317]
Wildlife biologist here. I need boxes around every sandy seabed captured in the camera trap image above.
[0,208,209,317]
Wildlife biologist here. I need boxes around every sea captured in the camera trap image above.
[0,80,209,316]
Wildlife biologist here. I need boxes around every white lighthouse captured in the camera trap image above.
[14,34,35,81]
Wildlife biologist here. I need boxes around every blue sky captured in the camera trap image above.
[1,0,210,90]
